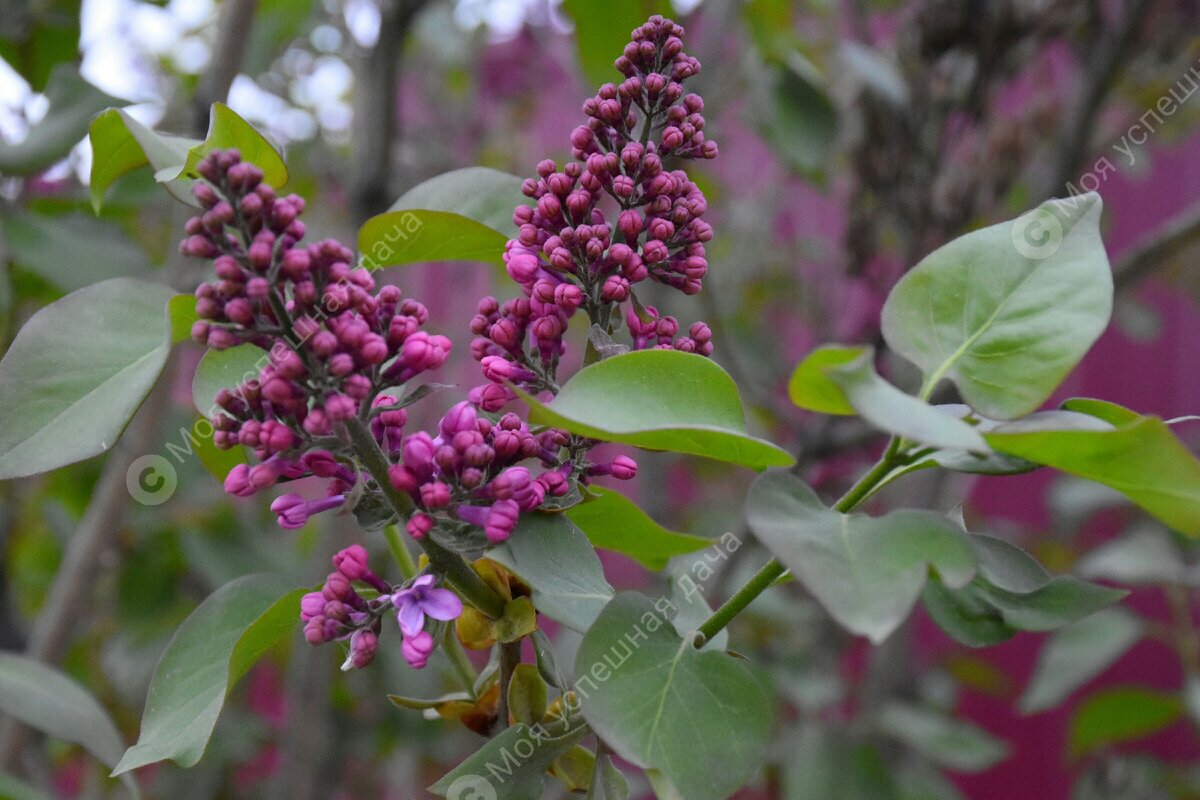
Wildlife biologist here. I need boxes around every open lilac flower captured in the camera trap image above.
[393,574,463,637]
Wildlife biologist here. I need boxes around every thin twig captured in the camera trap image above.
[1114,202,1200,291]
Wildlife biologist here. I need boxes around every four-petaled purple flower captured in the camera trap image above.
[393,574,464,637]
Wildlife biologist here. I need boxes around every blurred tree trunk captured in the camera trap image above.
[349,0,430,222]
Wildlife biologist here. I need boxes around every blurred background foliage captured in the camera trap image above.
[2,0,1200,798]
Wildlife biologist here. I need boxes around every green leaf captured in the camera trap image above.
[0,654,139,798]
[0,65,121,175]
[1020,608,1144,714]
[89,103,286,212]
[488,513,614,633]
[786,344,859,414]
[429,721,589,799]
[565,487,711,570]
[876,703,1010,773]
[88,109,198,211]
[881,193,1112,419]
[576,592,772,800]
[519,350,794,470]
[788,345,988,451]
[507,664,548,726]
[178,103,287,189]
[588,754,629,800]
[0,277,174,479]
[987,404,1200,535]
[754,52,838,180]
[113,575,302,774]
[560,0,670,88]
[923,534,1126,647]
[357,167,525,269]
[1069,688,1182,757]
[192,343,267,416]
[168,294,200,344]
[3,211,152,291]
[746,470,977,643]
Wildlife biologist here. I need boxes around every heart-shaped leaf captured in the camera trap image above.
[519,350,794,470]
[488,513,614,633]
[788,345,988,451]
[1020,607,1144,714]
[114,575,302,774]
[0,278,175,479]
[0,654,139,798]
[90,103,286,211]
[923,534,1126,648]
[429,722,589,799]
[565,487,711,570]
[881,193,1112,419]
[746,470,976,643]
[576,592,771,800]
[986,400,1200,535]
[357,167,525,269]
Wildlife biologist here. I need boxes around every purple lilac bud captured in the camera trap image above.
[401,630,436,669]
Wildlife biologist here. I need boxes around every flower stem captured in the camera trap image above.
[693,440,904,647]
[343,417,507,619]
[383,523,418,580]
[442,624,479,698]
[496,640,522,731]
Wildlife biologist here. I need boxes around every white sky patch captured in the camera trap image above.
[344,0,382,48]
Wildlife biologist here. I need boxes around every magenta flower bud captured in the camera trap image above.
[207,328,240,349]
[401,630,435,669]
[484,499,520,543]
[690,321,712,343]
[247,240,272,271]
[401,432,437,474]
[358,333,387,364]
[303,408,331,436]
[388,464,419,494]
[342,629,377,671]
[323,571,351,601]
[420,481,451,509]
[662,126,685,150]
[618,210,643,242]
[601,275,630,302]
[610,455,638,479]
[439,401,478,438]
[325,393,357,421]
[530,315,562,343]
[537,470,570,497]
[554,283,584,309]
[303,616,329,645]
[566,190,592,219]
[489,318,520,349]
[223,463,256,497]
[332,544,370,581]
[656,316,680,338]
[300,592,326,622]
[407,513,434,540]
[328,353,355,376]
[642,239,669,264]
[481,355,513,383]
[648,218,676,240]
[245,277,269,300]
[472,382,514,413]
[300,450,340,479]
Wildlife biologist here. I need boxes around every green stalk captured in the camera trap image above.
[693,439,904,646]
[383,523,418,580]
[441,624,479,697]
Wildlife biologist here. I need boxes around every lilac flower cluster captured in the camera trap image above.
[387,400,636,544]
[300,545,462,669]
[471,14,716,405]
[183,149,451,529]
